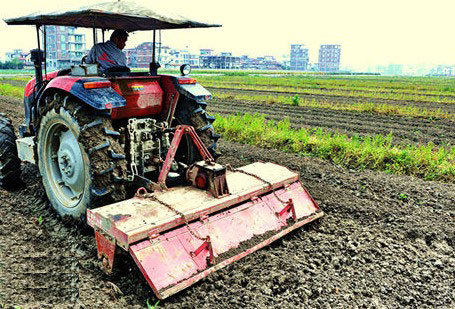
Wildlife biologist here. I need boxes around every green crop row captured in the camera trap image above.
[203,80,455,100]
[0,84,24,99]
[204,82,455,104]
[214,113,455,182]
[196,75,455,97]
[213,92,454,120]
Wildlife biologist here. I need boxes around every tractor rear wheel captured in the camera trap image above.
[174,98,220,162]
[0,114,21,188]
[37,96,127,220]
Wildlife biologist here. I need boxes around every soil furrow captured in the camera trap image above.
[208,99,455,146]
[209,87,455,113]
[206,83,455,99]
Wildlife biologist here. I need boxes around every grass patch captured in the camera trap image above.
[0,84,24,99]
[214,113,455,182]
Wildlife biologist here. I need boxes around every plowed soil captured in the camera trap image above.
[0,93,454,308]
[208,87,455,113]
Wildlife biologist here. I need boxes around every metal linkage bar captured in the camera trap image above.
[157,125,214,186]
[276,199,297,222]
[190,236,215,265]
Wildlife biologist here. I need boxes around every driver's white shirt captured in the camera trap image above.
[86,40,127,73]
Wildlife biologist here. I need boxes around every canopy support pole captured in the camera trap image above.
[149,29,160,76]
[152,29,156,64]
[35,25,43,91]
[43,26,47,78]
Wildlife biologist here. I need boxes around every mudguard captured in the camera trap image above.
[39,76,126,110]
[172,76,212,101]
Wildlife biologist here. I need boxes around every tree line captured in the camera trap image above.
[0,58,24,70]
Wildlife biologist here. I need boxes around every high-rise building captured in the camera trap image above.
[318,44,341,72]
[290,44,309,71]
[45,26,86,70]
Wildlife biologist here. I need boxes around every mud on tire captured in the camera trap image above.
[37,94,127,220]
[0,113,21,188]
[174,97,220,160]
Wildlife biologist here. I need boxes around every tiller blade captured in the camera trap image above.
[87,162,322,299]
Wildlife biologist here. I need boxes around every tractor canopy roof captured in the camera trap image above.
[4,0,221,31]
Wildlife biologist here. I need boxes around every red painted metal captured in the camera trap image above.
[128,181,322,299]
[25,74,78,98]
[95,230,116,274]
[87,162,322,299]
[157,125,214,186]
[277,199,297,221]
[87,162,302,249]
[24,71,59,97]
[190,236,215,265]
[158,75,180,126]
[45,76,80,92]
[110,76,164,119]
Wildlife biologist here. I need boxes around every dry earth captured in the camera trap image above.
[0,93,454,308]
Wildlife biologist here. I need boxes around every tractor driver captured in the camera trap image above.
[86,29,129,73]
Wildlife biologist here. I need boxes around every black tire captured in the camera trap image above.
[173,97,220,161]
[0,113,21,188]
[37,95,127,220]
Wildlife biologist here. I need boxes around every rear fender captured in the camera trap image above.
[39,76,126,110]
[169,75,212,102]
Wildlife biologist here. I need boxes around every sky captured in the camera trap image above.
[1,0,455,71]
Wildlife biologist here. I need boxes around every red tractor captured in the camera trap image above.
[2,1,322,299]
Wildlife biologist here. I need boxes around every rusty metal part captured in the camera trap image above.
[95,230,116,274]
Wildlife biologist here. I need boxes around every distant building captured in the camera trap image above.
[290,44,309,71]
[125,43,174,68]
[318,44,341,72]
[124,48,137,67]
[45,26,86,70]
[200,49,214,56]
[5,49,32,68]
[429,65,455,76]
[200,54,241,69]
[158,46,173,67]
[134,42,155,68]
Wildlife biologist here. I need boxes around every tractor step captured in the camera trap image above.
[87,162,322,299]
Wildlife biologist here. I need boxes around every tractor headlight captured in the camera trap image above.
[180,64,191,76]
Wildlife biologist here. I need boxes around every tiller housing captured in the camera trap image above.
[87,125,323,299]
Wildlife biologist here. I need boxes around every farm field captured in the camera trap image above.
[0,74,454,308]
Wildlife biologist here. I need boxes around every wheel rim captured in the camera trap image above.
[43,121,85,208]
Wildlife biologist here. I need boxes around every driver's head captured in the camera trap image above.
[110,29,129,50]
